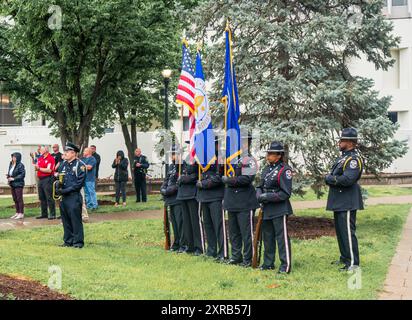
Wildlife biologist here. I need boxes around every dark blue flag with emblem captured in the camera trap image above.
[222,21,241,177]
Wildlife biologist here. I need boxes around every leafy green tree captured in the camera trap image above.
[0,0,183,149]
[190,0,408,196]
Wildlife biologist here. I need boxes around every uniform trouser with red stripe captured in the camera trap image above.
[334,210,359,267]
[262,215,291,272]
[228,210,254,263]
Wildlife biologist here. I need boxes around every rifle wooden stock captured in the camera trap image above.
[163,205,171,250]
[252,208,264,269]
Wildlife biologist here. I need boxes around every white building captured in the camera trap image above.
[347,0,412,172]
[1,2,412,185]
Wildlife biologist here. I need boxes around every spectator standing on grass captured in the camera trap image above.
[51,144,63,175]
[133,148,150,203]
[7,153,26,220]
[112,150,129,207]
[30,145,42,165]
[81,147,98,211]
[35,146,56,220]
[90,145,101,180]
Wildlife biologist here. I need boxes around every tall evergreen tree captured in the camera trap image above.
[190,0,408,195]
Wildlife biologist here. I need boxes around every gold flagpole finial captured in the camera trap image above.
[182,38,189,47]
[196,41,203,52]
[225,19,230,32]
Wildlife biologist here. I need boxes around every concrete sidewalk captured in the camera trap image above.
[379,207,412,300]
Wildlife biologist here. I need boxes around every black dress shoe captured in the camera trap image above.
[260,265,275,271]
[73,245,84,249]
[48,216,56,220]
[36,216,48,220]
[278,268,290,274]
[194,250,203,256]
[177,247,190,254]
[241,261,252,268]
[339,265,351,272]
[59,243,72,247]
[227,259,242,265]
[56,216,62,219]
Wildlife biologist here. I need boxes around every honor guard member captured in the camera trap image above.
[133,148,150,203]
[55,143,86,248]
[325,128,364,272]
[222,132,260,267]
[160,145,184,252]
[256,142,293,274]
[176,141,203,255]
[196,137,226,261]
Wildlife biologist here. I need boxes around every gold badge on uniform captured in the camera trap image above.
[80,166,86,172]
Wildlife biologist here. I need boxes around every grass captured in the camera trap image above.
[0,194,163,219]
[0,203,410,299]
[291,185,412,201]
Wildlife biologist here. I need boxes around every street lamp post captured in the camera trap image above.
[162,68,172,177]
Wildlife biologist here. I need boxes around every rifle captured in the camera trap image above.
[252,208,264,268]
[163,204,171,250]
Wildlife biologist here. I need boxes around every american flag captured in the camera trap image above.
[176,42,196,162]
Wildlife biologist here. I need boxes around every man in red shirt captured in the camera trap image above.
[35,146,56,220]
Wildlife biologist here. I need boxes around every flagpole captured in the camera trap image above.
[179,38,188,175]
[223,20,230,177]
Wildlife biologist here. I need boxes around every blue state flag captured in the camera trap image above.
[194,51,216,171]
[222,23,241,177]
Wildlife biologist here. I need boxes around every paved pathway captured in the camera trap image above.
[0,210,162,232]
[379,207,412,300]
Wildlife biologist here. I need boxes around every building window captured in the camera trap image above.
[388,112,398,124]
[393,0,408,6]
[183,116,189,131]
[0,92,22,126]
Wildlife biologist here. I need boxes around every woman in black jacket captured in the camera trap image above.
[7,152,26,219]
[111,150,129,206]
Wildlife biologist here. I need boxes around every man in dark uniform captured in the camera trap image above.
[176,141,202,255]
[55,142,86,248]
[256,142,293,273]
[90,145,101,180]
[133,148,150,203]
[222,133,259,267]
[196,137,227,261]
[325,128,364,272]
[160,145,184,252]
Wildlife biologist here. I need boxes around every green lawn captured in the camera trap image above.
[0,194,163,219]
[0,203,410,299]
[291,185,412,201]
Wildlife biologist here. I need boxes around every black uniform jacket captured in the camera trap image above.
[7,152,26,188]
[160,162,180,206]
[223,154,260,212]
[325,149,364,212]
[133,155,150,175]
[112,151,129,182]
[196,161,225,203]
[176,159,199,201]
[58,159,86,196]
[256,161,293,219]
